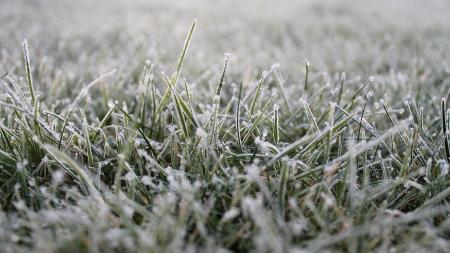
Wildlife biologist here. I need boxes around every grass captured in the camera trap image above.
[1,0,450,252]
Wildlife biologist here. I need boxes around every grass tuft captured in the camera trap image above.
[1,2,450,252]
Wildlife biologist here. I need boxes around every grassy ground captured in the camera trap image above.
[1,0,450,252]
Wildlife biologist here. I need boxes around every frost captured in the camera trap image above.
[141,176,152,185]
[123,172,135,181]
[221,208,240,223]
[1,2,448,251]
[105,228,126,248]
[13,200,26,211]
[261,70,268,79]
[167,124,177,133]
[16,159,28,171]
[271,63,280,70]
[298,97,307,106]
[289,218,307,235]
[28,178,36,187]
[43,210,60,223]
[138,84,147,94]
[196,127,208,140]
[246,164,260,179]
[242,121,253,129]
[123,205,134,218]
[438,160,449,176]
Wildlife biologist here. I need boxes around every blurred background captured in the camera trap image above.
[1,0,449,91]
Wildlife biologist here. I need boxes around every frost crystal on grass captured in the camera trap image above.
[141,176,151,185]
[220,207,240,223]
[196,127,208,140]
[438,160,449,176]
[123,172,135,181]
[1,1,449,252]
[16,159,28,171]
[246,164,260,179]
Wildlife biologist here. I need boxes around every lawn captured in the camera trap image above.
[1,0,450,252]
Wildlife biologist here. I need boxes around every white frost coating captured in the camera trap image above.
[271,63,281,70]
[141,176,151,185]
[105,228,126,248]
[261,70,268,79]
[221,207,240,223]
[246,164,260,179]
[167,124,177,133]
[16,159,28,171]
[123,172,135,181]
[28,178,36,186]
[123,205,134,218]
[138,84,147,94]
[255,137,268,153]
[322,193,335,207]
[1,1,447,251]
[298,97,307,106]
[438,160,449,176]
[196,127,208,139]
[53,170,65,185]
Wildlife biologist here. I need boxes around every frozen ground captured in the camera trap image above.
[1,0,450,252]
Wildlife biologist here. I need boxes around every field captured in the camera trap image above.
[1,0,450,252]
